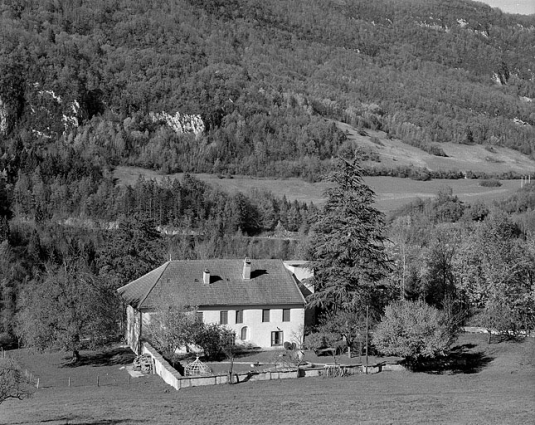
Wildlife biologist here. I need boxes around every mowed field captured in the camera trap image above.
[114,166,523,214]
[2,334,534,425]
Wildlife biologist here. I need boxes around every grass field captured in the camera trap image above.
[114,119,535,214]
[114,166,522,214]
[2,334,534,425]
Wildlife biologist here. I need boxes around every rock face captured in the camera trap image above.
[149,111,205,136]
[0,97,8,135]
[29,84,80,137]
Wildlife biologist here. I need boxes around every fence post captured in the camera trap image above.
[97,375,100,387]
[36,378,39,389]
[68,377,71,387]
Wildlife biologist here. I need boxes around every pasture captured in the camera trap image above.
[114,166,523,213]
[2,334,534,425]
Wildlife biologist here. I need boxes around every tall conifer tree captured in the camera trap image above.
[306,159,389,309]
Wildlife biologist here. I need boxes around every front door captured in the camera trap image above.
[271,331,283,347]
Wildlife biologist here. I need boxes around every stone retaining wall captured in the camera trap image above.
[141,342,401,391]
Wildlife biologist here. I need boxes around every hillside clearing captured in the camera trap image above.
[114,166,522,213]
[336,121,535,176]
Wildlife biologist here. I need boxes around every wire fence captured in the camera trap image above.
[22,370,143,389]
[2,347,149,390]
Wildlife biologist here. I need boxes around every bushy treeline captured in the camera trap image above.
[1,0,534,181]
[363,164,523,181]
[9,154,316,234]
[304,161,534,363]
[385,185,535,343]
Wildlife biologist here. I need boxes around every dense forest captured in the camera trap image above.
[1,0,534,180]
[0,0,534,352]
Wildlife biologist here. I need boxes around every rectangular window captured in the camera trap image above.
[262,309,270,323]
[236,310,243,324]
[282,309,291,322]
[271,331,283,347]
[195,311,203,323]
[220,310,228,325]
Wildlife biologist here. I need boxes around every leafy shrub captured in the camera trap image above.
[479,179,502,187]
[427,145,448,157]
[373,300,457,363]
[303,332,339,351]
[193,324,235,360]
[0,333,15,349]
[370,136,384,146]
[409,169,431,181]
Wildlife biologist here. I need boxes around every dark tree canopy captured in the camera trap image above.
[306,159,389,309]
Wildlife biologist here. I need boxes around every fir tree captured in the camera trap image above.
[306,159,389,309]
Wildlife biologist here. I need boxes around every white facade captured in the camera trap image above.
[200,305,304,349]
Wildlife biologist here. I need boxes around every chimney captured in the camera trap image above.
[203,268,210,285]
[242,258,251,280]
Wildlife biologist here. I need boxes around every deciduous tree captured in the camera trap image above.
[453,212,535,340]
[16,262,119,361]
[373,300,457,363]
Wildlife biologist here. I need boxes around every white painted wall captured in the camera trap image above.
[200,305,304,349]
[136,305,305,350]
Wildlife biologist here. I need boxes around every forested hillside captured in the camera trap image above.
[1,0,534,355]
[1,0,534,181]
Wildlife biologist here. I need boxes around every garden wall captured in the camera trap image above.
[141,343,182,390]
[141,342,395,391]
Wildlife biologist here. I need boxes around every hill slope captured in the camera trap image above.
[337,121,535,176]
[1,0,535,182]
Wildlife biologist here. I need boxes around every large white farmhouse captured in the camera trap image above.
[118,258,308,354]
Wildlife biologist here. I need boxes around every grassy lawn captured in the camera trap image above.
[2,334,534,425]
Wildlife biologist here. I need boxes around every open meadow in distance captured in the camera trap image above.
[114,166,524,214]
[114,118,535,214]
[2,333,534,425]
[477,0,534,15]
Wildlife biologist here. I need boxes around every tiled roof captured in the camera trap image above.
[117,262,169,309]
[117,259,306,310]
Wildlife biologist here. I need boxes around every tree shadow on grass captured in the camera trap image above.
[405,343,494,375]
[61,347,136,368]
[40,418,145,425]
[67,421,145,425]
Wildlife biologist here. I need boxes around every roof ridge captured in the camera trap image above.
[137,261,171,309]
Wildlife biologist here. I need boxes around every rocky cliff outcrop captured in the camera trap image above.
[29,85,80,137]
[149,111,204,136]
[0,97,7,135]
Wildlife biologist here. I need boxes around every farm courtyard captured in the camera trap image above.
[1,333,534,425]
